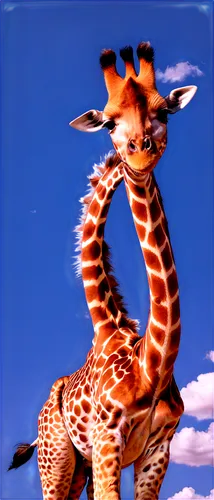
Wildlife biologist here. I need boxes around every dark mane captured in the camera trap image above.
[74,152,139,333]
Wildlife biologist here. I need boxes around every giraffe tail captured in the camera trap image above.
[8,438,38,471]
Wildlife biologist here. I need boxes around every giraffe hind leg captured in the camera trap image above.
[68,455,94,500]
[38,376,76,500]
[134,441,170,500]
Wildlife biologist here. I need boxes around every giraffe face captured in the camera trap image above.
[102,78,168,173]
[70,42,197,173]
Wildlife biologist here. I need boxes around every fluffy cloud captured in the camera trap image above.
[168,487,214,500]
[180,372,214,420]
[206,351,214,363]
[170,423,214,466]
[156,62,203,83]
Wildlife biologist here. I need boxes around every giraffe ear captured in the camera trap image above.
[69,110,105,132]
[165,85,197,114]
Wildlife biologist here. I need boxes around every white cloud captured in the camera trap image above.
[168,487,214,500]
[156,62,203,83]
[180,372,214,420]
[206,351,214,363]
[170,422,214,466]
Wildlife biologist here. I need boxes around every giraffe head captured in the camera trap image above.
[70,42,197,173]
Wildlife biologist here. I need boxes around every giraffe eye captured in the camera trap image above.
[104,120,116,132]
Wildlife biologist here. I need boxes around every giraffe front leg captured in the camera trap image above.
[134,441,170,500]
[92,424,124,500]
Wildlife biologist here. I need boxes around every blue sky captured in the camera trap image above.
[1,1,213,499]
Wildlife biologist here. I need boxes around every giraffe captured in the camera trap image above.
[8,42,197,500]
[67,42,197,498]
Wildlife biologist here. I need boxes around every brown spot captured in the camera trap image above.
[117,347,129,357]
[149,274,166,301]
[89,198,100,218]
[158,458,164,464]
[98,278,110,301]
[132,199,147,222]
[143,464,151,473]
[147,346,161,371]
[85,285,98,303]
[82,264,103,281]
[84,384,90,397]
[82,400,91,414]
[105,401,114,412]
[144,249,161,271]
[150,322,165,346]
[100,410,108,420]
[167,269,178,297]
[97,184,107,200]
[161,243,172,271]
[155,467,162,474]
[104,378,115,391]
[116,370,124,379]
[130,181,146,199]
[106,353,119,366]
[75,387,82,400]
[82,240,101,261]
[97,222,105,238]
[107,421,117,429]
[74,405,81,416]
[103,367,113,383]
[171,296,180,324]
[154,223,165,246]
[135,222,146,240]
[152,302,168,325]
[79,434,87,443]
[83,221,95,241]
[107,178,113,187]
[77,423,86,432]
[101,202,110,219]
[90,306,108,323]
[121,358,131,370]
[150,197,161,223]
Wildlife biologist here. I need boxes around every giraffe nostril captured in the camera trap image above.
[143,137,152,151]
[128,140,138,153]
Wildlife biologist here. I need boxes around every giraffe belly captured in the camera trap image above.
[122,417,152,466]
[62,407,94,461]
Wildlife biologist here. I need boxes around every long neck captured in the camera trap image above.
[81,156,138,343]
[124,168,181,391]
